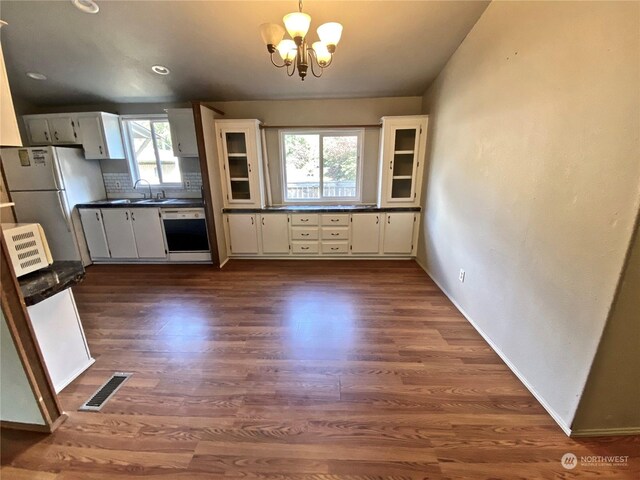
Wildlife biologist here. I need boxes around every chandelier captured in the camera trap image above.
[259,0,343,81]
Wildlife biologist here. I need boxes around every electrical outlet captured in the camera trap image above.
[459,269,466,283]
[115,181,121,189]
[185,180,191,189]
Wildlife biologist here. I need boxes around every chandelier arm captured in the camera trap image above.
[287,61,297,77]
[270,53,288,69]
[308,54,323,78]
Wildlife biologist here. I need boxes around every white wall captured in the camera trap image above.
[1,310,45,425]
[418,1,640,430]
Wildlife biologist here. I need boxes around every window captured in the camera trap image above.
[122,116,181,185]
[281,130,363,203]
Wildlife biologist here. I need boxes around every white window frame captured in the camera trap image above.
[279,128,364,204]
[120,114,182,187]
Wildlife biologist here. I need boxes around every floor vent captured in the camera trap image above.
[79,373,132,412]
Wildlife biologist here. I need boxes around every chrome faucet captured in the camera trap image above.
[156,190,166,199]
[134,179,152,199]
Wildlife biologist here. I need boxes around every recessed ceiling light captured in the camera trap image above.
[71,0,99,14]
[26,72,47,81]
[151,65,170,75]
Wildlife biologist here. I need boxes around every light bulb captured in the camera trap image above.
[276,39,297,63]
[312,42,332,66]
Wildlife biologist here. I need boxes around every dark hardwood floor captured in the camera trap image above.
[2,260,638,479]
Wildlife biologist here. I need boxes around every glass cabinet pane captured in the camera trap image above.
[230,180,251,199]
[394,128,416,152]
[390,128,417,200]
[226,132,247,154]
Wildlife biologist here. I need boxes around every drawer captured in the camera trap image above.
[321,241,349,254]
[291,227,319,240]
[321,214,349,226]
[291,214,319,226]
[321,227,349,240]
[291,242,319,254]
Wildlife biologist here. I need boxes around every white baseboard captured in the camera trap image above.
[413,258,573,437]
[570,426,640,437]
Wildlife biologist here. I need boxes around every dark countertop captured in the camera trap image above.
[76,198,205,209]
[223,205,421,214]
[19,261,85,306]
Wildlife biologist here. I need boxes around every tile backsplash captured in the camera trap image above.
[102,172,203,198]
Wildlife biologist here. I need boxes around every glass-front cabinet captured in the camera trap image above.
[215,119,265,208]
[378,116,428,207]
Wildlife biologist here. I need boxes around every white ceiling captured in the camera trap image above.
[0,1,489,106]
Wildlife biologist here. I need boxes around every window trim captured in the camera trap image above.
[279,128,364,204]
[120,114,183,187]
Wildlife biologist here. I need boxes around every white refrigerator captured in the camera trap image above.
[1,146,106,265]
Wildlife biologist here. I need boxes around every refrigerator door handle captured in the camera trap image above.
[56,191,72,233]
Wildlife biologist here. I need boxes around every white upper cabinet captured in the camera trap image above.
[49,116,79,144]
[77,113,125,160]
[25,117,51,145]
[378,116,428,207]
[23,112,125,159]
[215,119,265,209]
[167,108,199,157]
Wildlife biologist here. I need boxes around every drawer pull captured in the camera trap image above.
[330,218,339,222]
[330,247,339,251]
[301,233,310,237]
[300,218,309,222]
[301,246,309,250]
[331,233,340,236]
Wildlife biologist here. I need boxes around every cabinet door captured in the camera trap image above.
[78,115,106,159]
[227,214,258,254]
[260,214,289,254]
[25,117,51,145]
[168,109,198,157]
[130,208,167,259]
[351,213,381,254]
[79,208,110,259]
[387,126,419,203]
[49,116,79,144]
[101,209,138,258]
[383,213,415,254]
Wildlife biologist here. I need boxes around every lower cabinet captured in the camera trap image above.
[227,214,259,254]
[351,213,381,254]
[130,209,166,258]
[78,208,110,259]
[101,209,138,259]
[224,211,419,258]
[80,207,167,261]
[260,214,290,254]
[383,212,416,254]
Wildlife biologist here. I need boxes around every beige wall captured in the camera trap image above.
[206,97,423,204]
[572,217,640,433]
[419,1,640,430]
